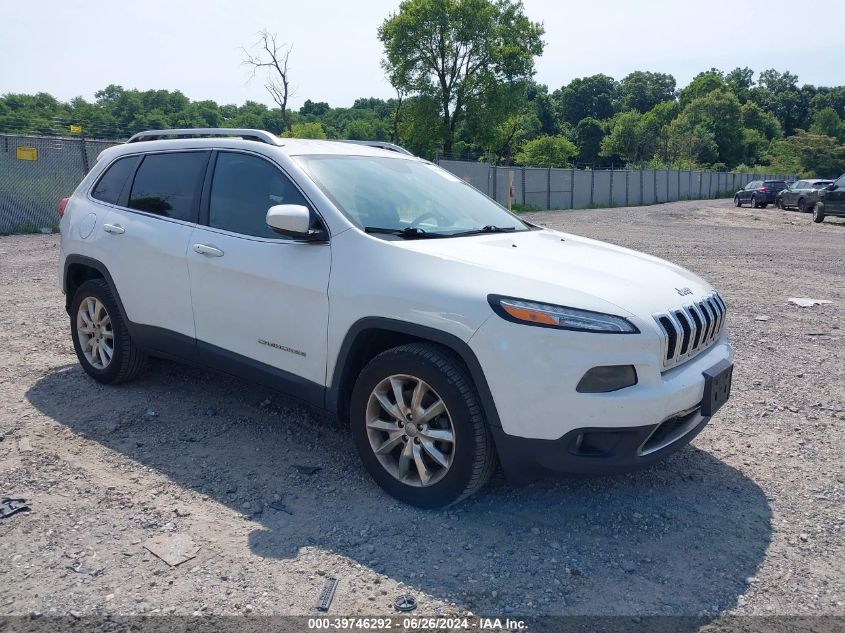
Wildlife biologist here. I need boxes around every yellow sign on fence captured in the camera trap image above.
[69,124,82,134]
[16,146,38,161]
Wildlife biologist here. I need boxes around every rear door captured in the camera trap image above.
[98,150,209,350]
[186,150,331,394]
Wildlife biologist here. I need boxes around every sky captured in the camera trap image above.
[3,0,844,109]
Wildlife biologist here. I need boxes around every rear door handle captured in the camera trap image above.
[193,243,224,257]
[103,223,125,235]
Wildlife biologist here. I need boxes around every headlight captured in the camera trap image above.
[488,295,639,334]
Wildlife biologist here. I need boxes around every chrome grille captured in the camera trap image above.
[654,293,727,369]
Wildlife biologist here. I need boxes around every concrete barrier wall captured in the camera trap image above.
[436,159,791,213]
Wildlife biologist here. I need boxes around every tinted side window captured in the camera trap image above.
[208,152,308,238]
[91,156,138,205]
[128,152,208,221]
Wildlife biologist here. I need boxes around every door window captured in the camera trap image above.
[207,152,308,239]
[834,175,845,189]
[128,152,208,221]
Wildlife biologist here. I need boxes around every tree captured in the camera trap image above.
[553,74,618,125]
[725,67,755,103]
[678,69,726,105]
[673,89,744,167]
[767,131,845,177]
[242,30,293,132]
[286,122,327,139]
[378,0,544,155]
[574,117,605,166]
[810,107,845,143]
[300,100,330,117]
[516,135,577,167]
[618,71,676,113]
[600,111,656,164]
[741,102,782,140]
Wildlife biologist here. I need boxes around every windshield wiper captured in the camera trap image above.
[364,226,445,239]
[450,225,519,237]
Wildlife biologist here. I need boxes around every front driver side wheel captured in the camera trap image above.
[350,342,496,508]
[734,196,742,207]
[813,203,826,223]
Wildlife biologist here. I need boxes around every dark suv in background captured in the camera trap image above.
[813,173,845,223]
[777,179,833,212]
[734,180,788,208]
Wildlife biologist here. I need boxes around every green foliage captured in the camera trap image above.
[600,111,655,164]
[741,102,782,140]
[286,122,327,139]
[516,135,577,167]
[378,0,544,154]
[671,89,744,166]
[553,74,618,126]
[574,117,605,166]
[766,131,845,178]
[810,107,845,143]
[618,71,676,113]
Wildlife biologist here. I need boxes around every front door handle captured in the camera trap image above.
[193,243,224,257]
[103,223,125,235]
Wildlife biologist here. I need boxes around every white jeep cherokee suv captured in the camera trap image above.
[58,128,734,507]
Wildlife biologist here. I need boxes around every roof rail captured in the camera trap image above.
[126,128,281,145]
[336,140,414,156]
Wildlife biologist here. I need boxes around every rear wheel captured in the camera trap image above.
[70,279,147,384]
[797,197,806,213]
[350,343,496,508]
[813,202,826,223]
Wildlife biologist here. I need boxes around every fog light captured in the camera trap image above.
[576,365,637,393]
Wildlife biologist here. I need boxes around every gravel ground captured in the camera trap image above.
[0,199,843,621]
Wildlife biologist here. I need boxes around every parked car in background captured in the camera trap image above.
[734,180,788,208]
[812,173,845,223]
[777,179,833,212]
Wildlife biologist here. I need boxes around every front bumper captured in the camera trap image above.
[491,405,711,481]
[469,313,733,477]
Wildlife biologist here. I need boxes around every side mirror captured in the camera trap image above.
[266,205,325,241]
[827,184,836,191]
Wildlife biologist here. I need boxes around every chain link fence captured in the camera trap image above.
[0,133,119,234]
[436,159,788,211]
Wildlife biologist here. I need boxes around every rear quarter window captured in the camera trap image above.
[91,156,139,205]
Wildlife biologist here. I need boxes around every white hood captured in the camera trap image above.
[398,228,715,317]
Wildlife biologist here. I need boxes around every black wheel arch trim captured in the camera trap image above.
[328,317,502,428]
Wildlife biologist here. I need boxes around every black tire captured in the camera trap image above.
[750,195,757,208]
[797,197,806,213]
[350,342,496,508]
[733,196,742,207]
[70,279,147,384]
[812,202,825,223]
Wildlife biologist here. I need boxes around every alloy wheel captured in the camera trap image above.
[365,374,456,487]
[76,297,114,369]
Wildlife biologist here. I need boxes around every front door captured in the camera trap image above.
[827,175,845,213]
[186,150,331,396]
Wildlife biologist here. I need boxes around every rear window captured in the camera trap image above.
[91,156,138,205]
[128,152,209,221]
[764,180,786,190]
[812,181,832,189]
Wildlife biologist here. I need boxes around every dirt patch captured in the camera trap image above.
[1,200,842,618]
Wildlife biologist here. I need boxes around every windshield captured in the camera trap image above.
[294,155,529,237]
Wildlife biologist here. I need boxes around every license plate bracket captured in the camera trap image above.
[702,359,733,416]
